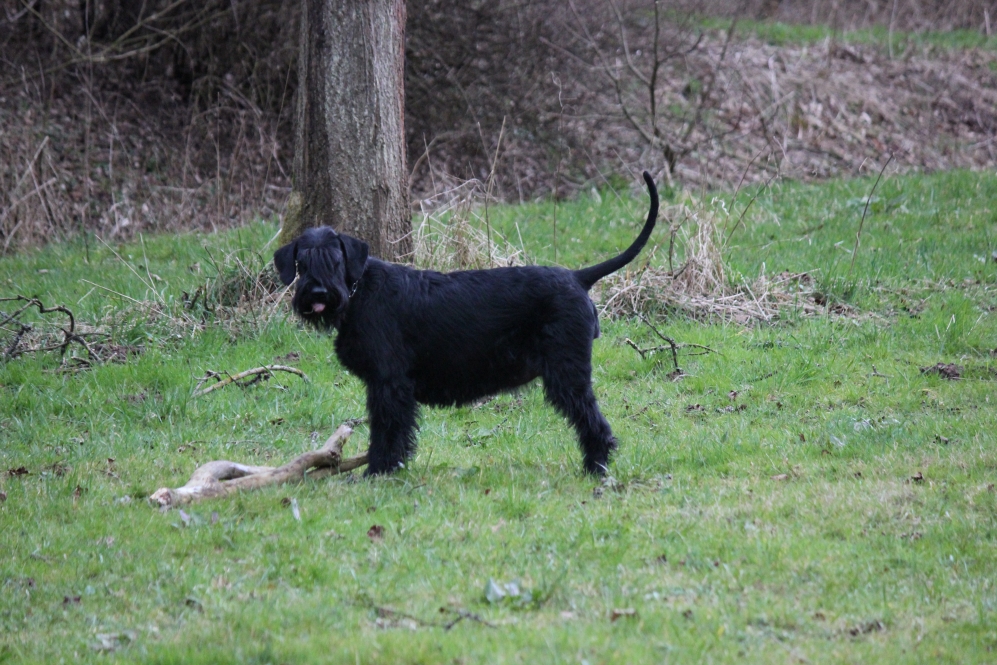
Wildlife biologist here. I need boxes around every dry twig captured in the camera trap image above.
[0,295,98,361]
[193,365,309,396]
[625,313,717,377]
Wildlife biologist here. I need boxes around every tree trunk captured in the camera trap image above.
[282,0,411,262]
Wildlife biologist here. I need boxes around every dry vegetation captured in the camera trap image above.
[2,0,997,253]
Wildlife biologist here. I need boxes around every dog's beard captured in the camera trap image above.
[293,282,348,331]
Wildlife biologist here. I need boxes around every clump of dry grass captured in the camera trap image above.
[596,195,824,323]
[410,176,523,272]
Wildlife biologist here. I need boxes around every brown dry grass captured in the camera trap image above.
[409,174,525,272]
[595,195,827,323]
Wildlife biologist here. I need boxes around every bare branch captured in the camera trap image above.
[194,365,309,397]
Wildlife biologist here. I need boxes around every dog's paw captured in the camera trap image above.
[363,460,405,478]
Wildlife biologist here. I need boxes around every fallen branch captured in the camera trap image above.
[148,423,368,508]
[1,295,99,361]
[375,605,497,630]
[625,313,718,377]
[193,364,309,396]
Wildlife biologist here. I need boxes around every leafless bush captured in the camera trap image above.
[0,0,297,253]
[2,0,997,255]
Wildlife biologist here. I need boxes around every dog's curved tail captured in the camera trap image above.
[574,171,658,290]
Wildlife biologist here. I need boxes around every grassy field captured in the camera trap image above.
[698,16,997,52]
[1,169,996,663]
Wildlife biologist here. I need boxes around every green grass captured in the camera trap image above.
[2,170,996,663]
[698,17,997,51]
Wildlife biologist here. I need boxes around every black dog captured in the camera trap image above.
[274,171,658,476]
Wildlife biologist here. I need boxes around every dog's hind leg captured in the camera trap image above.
[364,377,418,476]
[541,354,617,476]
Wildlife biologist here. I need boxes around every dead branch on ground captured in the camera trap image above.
[0,295,100,362]
[374,605,497,630]
[148,423,368,508]
[194,365,309,396]
[625,313,717,377]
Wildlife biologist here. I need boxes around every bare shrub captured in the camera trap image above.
[2,0,997,256]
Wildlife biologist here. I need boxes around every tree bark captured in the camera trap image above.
[283,0,411,262]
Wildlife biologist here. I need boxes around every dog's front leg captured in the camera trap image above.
[364,377,418,476]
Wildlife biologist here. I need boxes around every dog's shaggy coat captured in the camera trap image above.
[275,172,658,475]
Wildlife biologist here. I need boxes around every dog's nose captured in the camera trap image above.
[311,286,328,296]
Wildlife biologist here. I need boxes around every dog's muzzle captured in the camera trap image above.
[306,287,328,314]
[294,282,348,329]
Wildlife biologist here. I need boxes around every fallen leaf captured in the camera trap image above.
[367,524,384,542]
[7,467,29,477]
[45,462,69,477]
[484,578,507,604]
[63,595,81,605]
[771,474,789,481]
[848,619,884,636]
[727,390,739,400]
[911,471,924,483]
[0,491,6,502]
[935,435,950,445]
[610,608,637,621]
[920,363,962,380]
[484,578,532,605]
[92,631,136,653]
[290,498,301,521]
[685,403,703,412]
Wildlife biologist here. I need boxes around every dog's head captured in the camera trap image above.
[273,226,369,330]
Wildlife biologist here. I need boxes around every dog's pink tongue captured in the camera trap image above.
[311,303,326,314]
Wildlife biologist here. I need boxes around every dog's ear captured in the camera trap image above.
[339,235,369,284]
[273,239,299,286]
